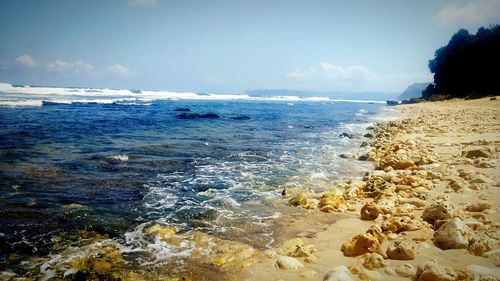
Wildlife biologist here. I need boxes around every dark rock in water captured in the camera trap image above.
[199,113,220,119]
[230,115,251,120]
[364,133,373,138]
[358,154,369,161]
[401,98,424,104]
[386,100,399,106]
[173,107,191,112]
[366,126,375,130]
[303,125,314,129]
[339,132,354,139]
[360,142,369,147]
[176,113,220,119]
[339,154,349,159]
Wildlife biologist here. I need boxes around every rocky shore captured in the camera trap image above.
[2,97,498,281]
[241,97,500,281]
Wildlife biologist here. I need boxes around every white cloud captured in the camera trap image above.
[434,0,500,30]
[286,62,432,92]
[108,64,131,76]
[286,67,318,79]
[47,59,94,74]
[286,62,374,81]
[16,55,37,67]
[128,0,158,6]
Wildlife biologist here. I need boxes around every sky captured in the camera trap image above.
[0,0,499,94]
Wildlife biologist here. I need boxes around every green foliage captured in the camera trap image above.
[424,25,500,99]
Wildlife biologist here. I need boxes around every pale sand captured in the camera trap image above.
[238,97,500,281]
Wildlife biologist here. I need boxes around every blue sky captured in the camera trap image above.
[1,0,499,93]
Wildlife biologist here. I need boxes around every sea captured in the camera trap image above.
[0,83,391,277]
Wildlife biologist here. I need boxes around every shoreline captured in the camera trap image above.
[238,97,500,281]
[2,97,499,280]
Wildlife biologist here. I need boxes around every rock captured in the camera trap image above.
[469,175,495,184]
[463,149,493,159]
[433,218,474,250]
[362,253,387,269]
[399,198,426,208]
[364,133,373,138]
[421,203,453,227]
[349,266,382,281]
[465,201,492,212]
[395,263,416,277]
[62,203,84,209]
[289,191,308,207]
[467,265,500,280]
[323,265,355,281]
[276,255,303,270]
[319,193,345,212]
[280,238,315,259]
[360,203,380,220]
[339,132,354,139]
[176,113,220,119]
[173,107,190,112]
[386,241,415,260]
[299,270,317,279]
[339,153,350,159]
[230,115,251,120]
[341,233,382,257]
[381,216,421,233]
[145,224,176,239]
[264,250,277,259]
[415,261,457,281]
[360,142,369,147]
[357,154,369,161]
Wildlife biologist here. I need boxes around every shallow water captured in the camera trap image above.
[0,99,383,274]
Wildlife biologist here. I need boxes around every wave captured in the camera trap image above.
[0,83,386,106]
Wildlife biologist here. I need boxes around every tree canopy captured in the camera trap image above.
[423,25,500,99]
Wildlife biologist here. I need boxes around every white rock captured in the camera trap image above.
[276,255,303,270]
[323,265,355,281]
[467,265,500,280]
[434,218,474,250]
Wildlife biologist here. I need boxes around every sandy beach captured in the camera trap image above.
[236,97,500,281]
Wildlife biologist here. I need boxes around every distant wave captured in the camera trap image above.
[0,83,385,106]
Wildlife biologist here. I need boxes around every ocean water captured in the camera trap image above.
[0,84,387,274]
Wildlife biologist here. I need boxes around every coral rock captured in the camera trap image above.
[341,233,381,257]
[415,261,457,281]
[289,191,308,207]
[360,203,380,220]
[421,203,453,227]
[319,193,346,212]
[362,253,387,269]
[386,241,415,260]
[280,238,316,260]
[433,218,474,250]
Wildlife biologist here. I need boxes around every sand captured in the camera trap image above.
[238,97,500,281]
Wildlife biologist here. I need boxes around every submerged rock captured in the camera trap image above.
[339,132,354,139]
[173,107,191,112]
[229,115,251,120]
[433,218,474,250]
[176,113,220,119]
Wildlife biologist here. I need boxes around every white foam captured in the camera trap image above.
[0,83,387,106]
